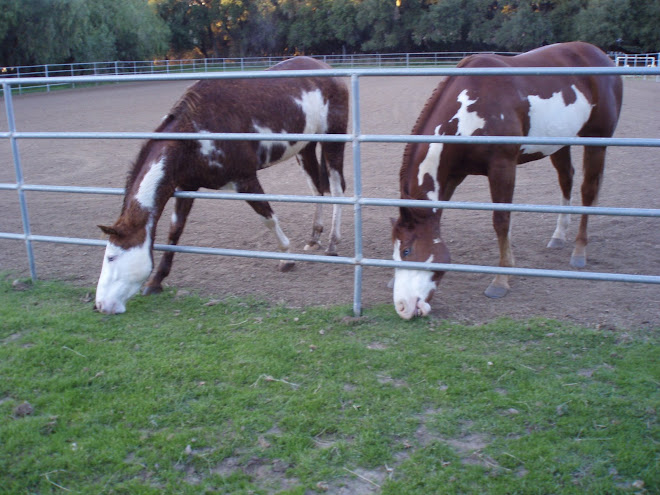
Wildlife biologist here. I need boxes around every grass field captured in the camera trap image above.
[1,274,658,494]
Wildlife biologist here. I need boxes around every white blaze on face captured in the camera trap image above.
[392,240,436,320]
[95,229,154,314]
[450,89,486,136]
[522,84,593,156]
[135,157,166,210]
[417,125,444,202]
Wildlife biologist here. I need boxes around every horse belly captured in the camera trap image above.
[256,88,329,168]
[256,133,309,169]
[520,84,593,157]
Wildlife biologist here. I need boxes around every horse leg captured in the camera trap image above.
[322,141,346,256]
[485,159,516,299]
[441,174,466,201]
[297,143,327,252]
[143,195,195,295]
[237,178,295,272]
[572,146,606,268]
[547,146,574,249]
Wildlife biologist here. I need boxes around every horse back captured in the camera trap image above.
[459,42,622,136]
[269,56,333,72]
[401,42,623,199]
[132,57,348,193]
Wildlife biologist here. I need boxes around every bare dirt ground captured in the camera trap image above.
[1,77,658,329]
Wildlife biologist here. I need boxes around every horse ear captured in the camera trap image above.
[98,224,120,237]
[399,207,415,227]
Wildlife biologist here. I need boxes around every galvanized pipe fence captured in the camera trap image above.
[2,65,660,315]
[1,51,519,94]
[3,50,657,95]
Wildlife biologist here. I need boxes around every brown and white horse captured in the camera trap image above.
[391,42,623,319]
[95,57,348,314]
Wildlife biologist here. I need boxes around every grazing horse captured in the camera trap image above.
[391,42,623,319]
[95,57,348,314]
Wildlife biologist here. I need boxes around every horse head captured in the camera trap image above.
[391,207,449,319]
[95,220,154,314]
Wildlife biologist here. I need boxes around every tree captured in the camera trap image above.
[493,2,555,51]
[574,0,629,51]
[0,0,169,66]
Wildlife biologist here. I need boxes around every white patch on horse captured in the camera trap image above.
[450,89,486,136]
[262,215,290,252]
[198,130,223,167]
[136,157,166,210]
[328,168,344,241]
[295,89,329,135]
[253,90,329,168]
[417,125,443,202]
[198,131,215,156]
[95,222,154,314]
[522,85,593,156]
[392,240,436,319]
[254,123,287,166]
[549,196,571,244]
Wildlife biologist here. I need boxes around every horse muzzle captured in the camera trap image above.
[94,299,127,314]
[395,297,432,320]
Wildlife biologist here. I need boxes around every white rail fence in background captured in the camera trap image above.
[1,64,660,315]
[8,50,659,94]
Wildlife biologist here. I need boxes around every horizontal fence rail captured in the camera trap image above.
[0,51,518,94]
[1,50,657,94]
[2,63,660,315]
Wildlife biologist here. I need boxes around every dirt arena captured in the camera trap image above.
[1,76,658,329]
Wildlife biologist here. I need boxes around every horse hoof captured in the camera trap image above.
[142,285,163,296]
[325,249,338,257]
[547,238,566,249]
[484,284,509,299]
[279,261,296,272]
[304,242,322,251]
[570,255,586,268]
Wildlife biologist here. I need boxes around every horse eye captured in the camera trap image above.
[107,255,117,262]
[402,248,411,258]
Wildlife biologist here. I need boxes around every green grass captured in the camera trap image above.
[1,274,658,494]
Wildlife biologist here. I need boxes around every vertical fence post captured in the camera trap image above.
[351,74,364,316]
[3,82,37,281]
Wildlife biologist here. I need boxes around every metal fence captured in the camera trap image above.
[2,64,660,315]
[0,51,519,94]
[2,50,658,95]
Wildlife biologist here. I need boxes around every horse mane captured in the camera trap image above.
[399,76,452,199]
[122,86,203,208]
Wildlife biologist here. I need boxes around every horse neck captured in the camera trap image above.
[120,140,176,243]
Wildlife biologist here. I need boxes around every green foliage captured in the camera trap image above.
[0,0,170,66]
[1,276,658,493]
[2,0,658,66]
